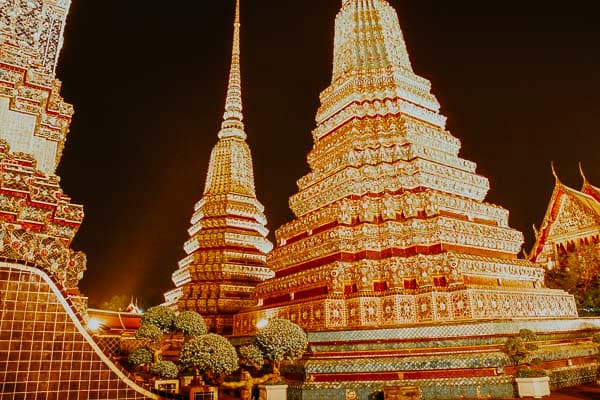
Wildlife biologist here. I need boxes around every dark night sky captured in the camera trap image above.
[54,1,600,306]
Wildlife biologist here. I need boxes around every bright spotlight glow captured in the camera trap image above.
[256,318,268,329]
[87,318,102,331]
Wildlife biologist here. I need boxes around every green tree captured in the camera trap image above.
[179,334,239,385]
[98,294,130,312]
[503,329,547,378]
[254,318,308,375]
[174,311,208,337]
[238,344,264,370]
[141,306,176,331]
[136,323,163,343]
[128,347,153,369]
[150,361,179,379]
[129,309,207,373]
[546,242,600,315]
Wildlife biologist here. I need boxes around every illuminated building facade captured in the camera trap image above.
[228,2,598,398]
[0,1,156,398]
[0,0,74,174]
[0,0,86,315]
[164,0,274,334]
[234,0,577,335]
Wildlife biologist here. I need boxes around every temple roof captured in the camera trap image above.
[530,166,600,262]
[87,308,142,333]
[580,163,600,202]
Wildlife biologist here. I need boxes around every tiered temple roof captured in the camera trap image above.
[164,0,273,334]
[233,0,576,335]
[581,164,600,202]
[530,164,600,267]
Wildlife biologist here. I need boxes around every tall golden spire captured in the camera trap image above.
[219,0,245,139]
[205,0,254,197]
[165,0,273,334]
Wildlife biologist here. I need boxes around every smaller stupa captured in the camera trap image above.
[163,0,273,334]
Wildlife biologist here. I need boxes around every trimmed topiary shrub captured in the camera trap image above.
[239,344,264,369]
[135,323,162,343]
[150,360,179,379]
[255,318,308,373]
[179,334,239,384]
[141,306,176,331]
[128,347,153,368]
[174,311,207,337]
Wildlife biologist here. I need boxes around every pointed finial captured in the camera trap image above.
[219,0,246,140]
[551,161,562,184]
[579,162,589,184]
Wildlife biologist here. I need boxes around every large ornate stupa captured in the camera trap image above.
[164,0,274,334]
[234,0,577,335]
[0,1,157,398]
[0,0,74,174]
[0,0,85,294]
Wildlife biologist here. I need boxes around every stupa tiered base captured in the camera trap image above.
[234,287,577,335]
[281,319,600,400]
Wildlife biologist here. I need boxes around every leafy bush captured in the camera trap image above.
[142,306,176,331]
[135,323,162,343]
[516,367,548,378]
[98,294,130,312]
[150,361,179,379]
[519,329,537,342]
[530,357,543,368]
[239,344,264,369]
[179,334,239,384]
[128,347,153,367]
[174,311,207,337]
[545,244,600,315]
[503,329,539,366]
[255,318,308,364]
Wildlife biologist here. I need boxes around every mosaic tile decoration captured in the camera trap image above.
[307,316,600,344]
[285,315,600,399]
[289,376,516,400]
[0,262,155,399]
[550,364,598,390]
[289,363,599,400]
[302,352,509,375]
[94,335,124,357]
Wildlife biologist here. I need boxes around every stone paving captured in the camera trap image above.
[502,383,600,399]
[545,383,600,399]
